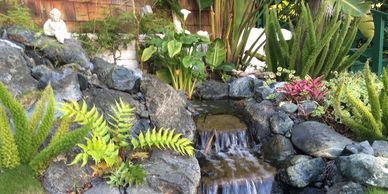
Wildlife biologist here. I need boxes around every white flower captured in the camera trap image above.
[185,30,191,35]
[180,9,191,21]
[197,30,209,38]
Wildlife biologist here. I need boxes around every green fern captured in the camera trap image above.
[131,128,194,157]
[60,100,110,142]
[50,118,70,144]
[0,106,20,168]
[69,134,119,168]
[107,162,146,188]
[108,99,135,148]
[334,62,387,139]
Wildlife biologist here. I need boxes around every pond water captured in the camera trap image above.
[192,100,276,194]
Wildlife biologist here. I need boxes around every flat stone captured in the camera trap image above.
[195,80,229,100]
[327,181,364,194]
[291,121,353,159]
[336,154,388,188]
[372,140,388,158]
[7,26,36,46]
[279,101,298,113]
[229,77,255,99]
[196,114,247,132]
[342,141,374,156]
[106,66,141,93]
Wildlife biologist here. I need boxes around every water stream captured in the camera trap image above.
[193,100,276,194]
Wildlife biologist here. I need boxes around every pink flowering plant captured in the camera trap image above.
[277,76,327,103]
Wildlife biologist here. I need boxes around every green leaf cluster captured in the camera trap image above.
[131,128,194,157]
[0,1,37,30]
[264,2,372,79]
[107,162,146,188]
[0,82,92,172]
[334,61,388,140]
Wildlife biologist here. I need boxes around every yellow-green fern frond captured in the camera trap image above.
[364,61,381,122]
[0,82,30,163]
[60,100,110,142]
[382,68,388,135]
[31,85,55,155]
[50,118,70,144]
[108,98,135,148]
[0,106,20,168]
[131,128,194,157]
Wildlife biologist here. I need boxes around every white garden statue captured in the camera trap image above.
[43,8,70,44]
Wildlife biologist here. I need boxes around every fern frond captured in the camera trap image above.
[364,61,381,122]
[108,98,134,148]
[0,106,20,168]
[31,85,55,155]
[60,100,110,142]
[382,68,388,136]
[107,162,146,188]
[50,118,70,144]
[131,128,194,157]
[0,82,30,163]
[29,123,93,172]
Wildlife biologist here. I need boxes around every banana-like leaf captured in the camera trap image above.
[358,12,374,39]
[329,0,370,17]
[206,38,226,70]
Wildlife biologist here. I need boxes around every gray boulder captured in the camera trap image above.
[327,182,364,194]
[342,141,374,156]
[91,57,114,83]
[279,102,298,113]
[291,121,353,158]
[105,66,141,93]
[269,111,293,135]
[0,44,38,97]
[254,85,275,101]
[195,80,229,100]
[229,77,255,98]
[372,140,388,158]
[140,75,196,141]
[31,65,52,80]
[43,157,93,194]
[336,154,388,188]
[34,37,93,70]
[262,135,296,165]
[300,101,318,114]
[6,26,36,46]
[281,157,325,188]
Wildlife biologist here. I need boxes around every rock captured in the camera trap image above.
[269,111,293,135]
[291,121,353,159]
[0,44,38,97]
[279,101,298,113]
[290,155,312,166]
[140,75,196,141]
[254,86,275,101]
[281,157,325,188]
[342,141,374,156]
[0,38,24,51]
[300,101,318,114]
[43,157,93,194]
[372,140,388,158]
[269,82,287,90]
[288,187,324,194]
[229,77,255,99]
[84,181,120,194]
[105,66,141,93]
[31,65,52,80]
[262,135,296,165]
[327,181,364,194]
[195,80,229,100]
[243,99,276,142]
[6,26,36,46]
[91,57,114,83]
[34,37,93,70]
[77,73,89,91]
[39,68,82,101]
[126,151,200,194]
[336,154,388,188]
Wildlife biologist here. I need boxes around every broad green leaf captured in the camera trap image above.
[329,0,370,17]
[182,56,193,68]
[206,38,226,70]
[156,68,172,84]
[167,40,182,58]
[358,13,374,39]
[180,35,199,45]
[196,0,213,10]
[141,46,157,62]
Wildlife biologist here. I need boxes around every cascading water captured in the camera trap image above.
[194,101,276,194]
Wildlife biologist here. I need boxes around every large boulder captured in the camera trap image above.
[6,26,36,46]
[269,111,294,135]
[372,140,388,158]
[336,154,388,188]
[43,156,93,194]
[105,66,141,93]
[327,182,364,194]
[0,44,37,97]
[243,99,276,142]
[280,157,325,188]
[91,57,114,83]
[195,80,229,100]
[34,37,93,70]
[140,75,196,141]
[262,135,296,165]
[229,77,256,99]
[291,121,353,158]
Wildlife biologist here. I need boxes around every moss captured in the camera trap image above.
[0,165,44,194]
[366,187,388,194]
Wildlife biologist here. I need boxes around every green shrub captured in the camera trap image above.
[0,165,44,194]
[0,1,37,30]
[334,61,388,140]
[264,2,372,79]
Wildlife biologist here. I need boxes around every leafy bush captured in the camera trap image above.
[0,82,92,172]
[264,2,372,79]
[277,76,327,103]
[0,1,37,30]
[107,162,146,188]
[334,62,388,140]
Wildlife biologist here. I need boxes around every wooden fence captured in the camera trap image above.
[23,0,211,32]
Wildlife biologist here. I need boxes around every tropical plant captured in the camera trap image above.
[131,128,194,156]
[141,20,211,99]
[107,162,146,188]
[264,1,373,79]
[277,76,327,103]
[0,1,37,30]
[0,82,92,172]
[334,61,388,140]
